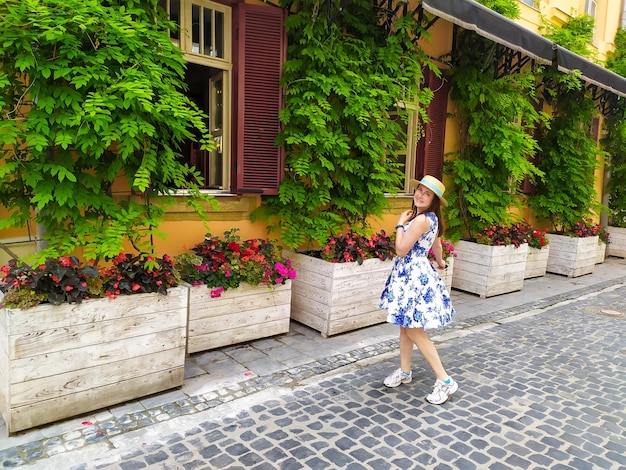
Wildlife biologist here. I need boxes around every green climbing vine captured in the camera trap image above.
[603,28,626,228]
[0,0,215,262]
[251,0,434,249]
[529,70,604,232]
[444,29,547,241]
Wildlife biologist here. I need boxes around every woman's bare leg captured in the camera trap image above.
[403,327,448,380]
[399,327,414,372]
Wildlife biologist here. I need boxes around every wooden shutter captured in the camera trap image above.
[232,4,285,195]
[416,68,449,181]
[591,116,600,142]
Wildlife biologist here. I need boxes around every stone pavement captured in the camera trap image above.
[1,257,626,469]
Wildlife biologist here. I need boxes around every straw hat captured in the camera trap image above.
[409,175,447,206]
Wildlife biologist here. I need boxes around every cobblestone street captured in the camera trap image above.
[1,260,625,469]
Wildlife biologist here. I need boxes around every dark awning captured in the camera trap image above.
[556,46,626,97]
[421,0,626,99]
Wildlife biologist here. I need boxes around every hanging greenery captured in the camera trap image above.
[529,70,604,232]
[0,0,215,262]
[603,29,626,228]
[251,0,434,249]
[601,114,626,227]
[443,29,547,241]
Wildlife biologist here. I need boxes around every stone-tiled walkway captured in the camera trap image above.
[1,257,625,469]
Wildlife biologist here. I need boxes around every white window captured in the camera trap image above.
[158,0,232,191]
[585,0,597,17]
[519,0,536,8]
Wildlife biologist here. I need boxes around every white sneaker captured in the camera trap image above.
[426,378,458,404]
[384,368,412,387]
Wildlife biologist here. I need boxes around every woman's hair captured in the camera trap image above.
[409,194,445,237]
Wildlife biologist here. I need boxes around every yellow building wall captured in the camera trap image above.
[517,0,622,62]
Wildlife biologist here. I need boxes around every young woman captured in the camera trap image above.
[379,175,457,405]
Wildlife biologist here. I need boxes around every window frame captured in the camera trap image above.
[160,0,233,193]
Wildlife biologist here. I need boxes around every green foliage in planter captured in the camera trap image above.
[0,0,215,263]
[529,72,604,232]
[601,114,626,227]
[251,0,433,248]
[444,30,546,241]
[0,253,178,309]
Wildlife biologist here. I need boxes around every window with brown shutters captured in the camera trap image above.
[232,4,285,195]
[415,68,449,181]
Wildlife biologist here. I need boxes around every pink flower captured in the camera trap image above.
[210,287,225,298]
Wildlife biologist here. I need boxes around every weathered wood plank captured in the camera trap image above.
[326,310,388,337]
[189,284,291,319]
[186,282,292,353]
[8,368,184,433]
[1,287,188,433]
[546,234,597,277]
[525,246,550,279]
[10,347,186,406]
[288,252,393,336]
[188,319,289,352]
[452,241,528,298]
[189,304,290,336]
[9,329,186,383]
[5,286,189,334]
[596,242,606,264]
[10,309,187,360]
[607,226,626,258]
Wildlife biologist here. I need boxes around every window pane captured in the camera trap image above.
[182,64,226,190]
[192,4,200,53]
[203,8,213,56]
[170,0,180,40]
[215,11,224,58]
[389,110,408,190]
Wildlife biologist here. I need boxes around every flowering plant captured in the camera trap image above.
[0,254,179,309]
[103,253,180,298]
[174,229,296,298]
[476,222,548,249]
[518,222,548,249]
[476,223,525,247]
[569,219,609,243]
[427,240,456,263]
[320,229,395,264]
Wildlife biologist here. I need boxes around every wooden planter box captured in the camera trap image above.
[0,286,188,433]
[187,281,291,354]
[451,240,528,298]
[525,246,550,279]
[596,241,607,264]
[431,255,454,291]
[546,233,598,277]
[607,226,626,258]
[286,251,392,337]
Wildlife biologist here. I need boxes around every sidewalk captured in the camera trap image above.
[1,256,625,468]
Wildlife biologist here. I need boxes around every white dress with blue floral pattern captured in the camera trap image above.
[379,212,455,329]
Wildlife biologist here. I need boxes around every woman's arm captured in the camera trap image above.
[431,237,447,269]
